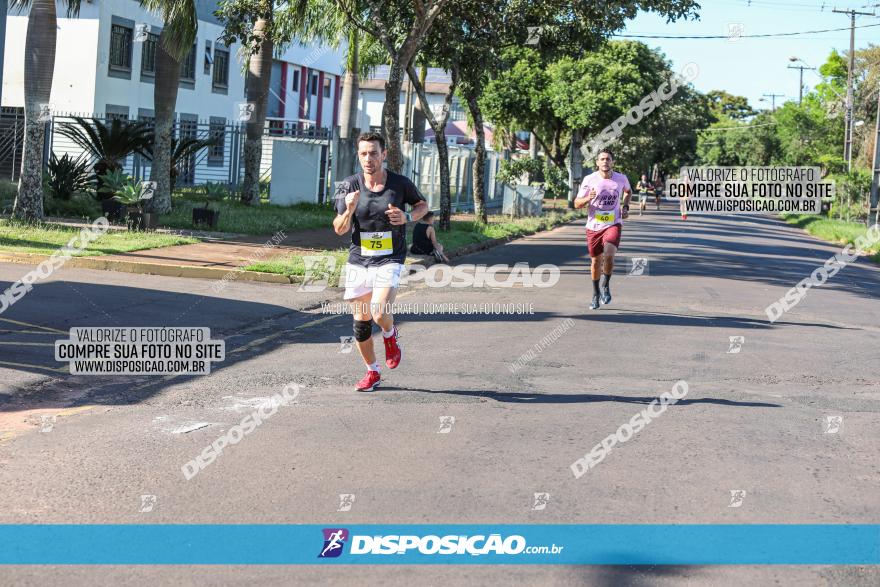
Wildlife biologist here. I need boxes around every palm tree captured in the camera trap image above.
[139,0,198,214]
[10,0,82,221]
[144,135,219,188]
[56,117,153,198]
[337,25,385,139]
[338,27,360,140]
[240,6,275,206]
[219,0,382,204]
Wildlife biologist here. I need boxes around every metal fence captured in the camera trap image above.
[401,142,507,212]
[0,108,25,182]
[27,113,333,200]
[2,112,515,212]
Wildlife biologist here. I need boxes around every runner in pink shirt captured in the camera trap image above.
[574,150,632,310]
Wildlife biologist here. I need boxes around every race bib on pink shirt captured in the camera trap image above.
[578,171,631,231]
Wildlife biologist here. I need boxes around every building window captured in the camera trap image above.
[110,24,133,70]
[204,41,213,75]
[180,43,197,81]
[140,33,159,75]
[137,108,154,124]
[105,105,130,121]
[291,69,300,91]
[208,117,226,166]
[213,48,229,90]
[310,73,318,96]
[323,77,331,98]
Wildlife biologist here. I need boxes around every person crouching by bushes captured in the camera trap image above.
[410,211,450,263]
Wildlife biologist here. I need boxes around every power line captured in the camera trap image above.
[615,22,880,39]
[698,122,779,132]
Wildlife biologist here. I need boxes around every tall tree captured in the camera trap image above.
[706,90,756,121]
[413,0,504,227]
[334,23,386,139]
[285,0,388,178]
[11,0,82,221]
[336,0,451,172]
[241,11,273,206]
[140,0,198,214]
[482,0,700,205]
[339,27,360,139]
[407,64,457,229]
[218,1,273,205]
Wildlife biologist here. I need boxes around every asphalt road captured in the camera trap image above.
[1,205,879,586]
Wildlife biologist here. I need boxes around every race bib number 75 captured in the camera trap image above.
[360,231,392,256]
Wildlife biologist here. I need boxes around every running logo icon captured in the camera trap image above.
[339,336,355,354]
[139,494,157,512]
[532,492,550,510]
[318,528,349,558]
[337,494,355,512]
[40,414,56,433]
[437,416,455,433]
[299,255,338,292]
[629,257,649,276]
[727,336,745,354]
[824,415,843,434]
[525,26,542,46]
[727,23,744,43]
[728,490,746,508]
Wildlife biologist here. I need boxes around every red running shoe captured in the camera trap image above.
[355,370,381,392]
[383,326,402,369]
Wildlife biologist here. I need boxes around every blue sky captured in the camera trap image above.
[620,0,880,110]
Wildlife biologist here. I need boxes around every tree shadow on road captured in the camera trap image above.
[382,387,782,408]
[577,309,859,330]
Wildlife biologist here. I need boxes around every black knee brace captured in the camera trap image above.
[353,319,373,342]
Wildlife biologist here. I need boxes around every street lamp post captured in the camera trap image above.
[760,93,784,111]
[787,57,816,105]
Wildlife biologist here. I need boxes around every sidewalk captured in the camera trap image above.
[0,220,440,284]
[1,207,580,283]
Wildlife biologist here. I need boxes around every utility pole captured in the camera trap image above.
[762,93,784,111]
[833,7,874,172]
[870,82,880,216]
[787,64,815,105]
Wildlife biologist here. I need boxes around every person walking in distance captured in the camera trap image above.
[635,174,654,215]
[333,132,429,391]
[574,150,632,310]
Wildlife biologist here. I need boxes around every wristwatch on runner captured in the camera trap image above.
[405,211,413,222]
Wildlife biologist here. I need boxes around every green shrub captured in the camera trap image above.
[97,169,131,201]
[496,157,568,199]
[44,152,94,201]
[44,193,101,219]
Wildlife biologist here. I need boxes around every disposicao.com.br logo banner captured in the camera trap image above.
[1,525,878,564]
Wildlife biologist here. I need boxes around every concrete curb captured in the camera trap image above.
[0,252,292,284]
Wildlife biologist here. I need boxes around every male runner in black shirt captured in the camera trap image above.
[333,133,429,391]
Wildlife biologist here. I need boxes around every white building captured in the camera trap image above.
[356,65,466,136]
[3,0,346,127]
[1,0,346,185]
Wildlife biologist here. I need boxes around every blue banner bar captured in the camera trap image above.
[1,525,877,565]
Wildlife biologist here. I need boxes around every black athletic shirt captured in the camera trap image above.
[335,171,425,267]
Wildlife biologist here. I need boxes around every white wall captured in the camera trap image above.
[3,0,245,121]
[358,88,445,133]
[93,0,245,122]
[2,14,99,113]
